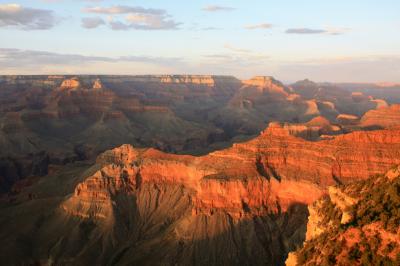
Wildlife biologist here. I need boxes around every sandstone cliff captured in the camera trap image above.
[361,104,400,129]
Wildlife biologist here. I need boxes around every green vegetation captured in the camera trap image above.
[352,176,400,233]
[296,173,400,265]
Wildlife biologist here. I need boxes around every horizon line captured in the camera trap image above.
[1,74,400,85]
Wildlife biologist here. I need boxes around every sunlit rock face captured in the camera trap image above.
[277,116,342,141]
[361,104,400,128]
[158,75,230,86]
[243,76,287,91]
[60,78,81,90]
[98,75,241,86]
[92,78,103,90]
[336,113,359,125]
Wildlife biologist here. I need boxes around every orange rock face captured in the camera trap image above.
[243,76,289,96]
[336,113,359,125]
[159,75,217,86]
[92,78,103,89]
[60,78,80,89]
[361,104,400,128]
[63,123,400,220]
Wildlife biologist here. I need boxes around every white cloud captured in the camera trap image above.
[202,5,235,12]
[84,5,164,15]
[83,5,180,30]
[245,23,273,30]
[285,27,349,35]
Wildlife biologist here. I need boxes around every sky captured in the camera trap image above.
[0,0,399,82]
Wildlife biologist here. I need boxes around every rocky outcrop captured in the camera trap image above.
[63,141,326,220]
[60,78,80,89]
[159,75,234,86]
[255,123,400,184]
[271,117,341,141]
[92,78,103,90]
[291,80,389,118]
[243,76,289,96]
[304,200,326,241]
[371,99,389,109]
[105,75,241,86]
[303,100,320,116]
[361,104,400,128]
[336,113,359,125]
[286,166,400,265]
[327,186,358,224]
[385,165,400,181]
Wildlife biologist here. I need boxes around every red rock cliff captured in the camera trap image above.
[63,124,400,220]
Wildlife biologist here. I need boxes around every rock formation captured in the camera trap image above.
[336,114,359,125]
[280,116,342,140]
[159,75,227,86]
[286,166,400,265]
[360,104,400,129]
[92,78,103,90]
[60,78,80,89]
[243,76,288,95]
[291,80,390,117]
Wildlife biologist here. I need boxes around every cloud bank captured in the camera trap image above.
[0,48,183,68]
[202,5,235,12]
[81,17,105,29]
[285,27,347,35]
[83,5,181,30]
[245,23,273,30]
[0,4,56,30]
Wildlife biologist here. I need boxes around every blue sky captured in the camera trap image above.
[0,0,399,82]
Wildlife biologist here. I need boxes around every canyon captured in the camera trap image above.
[1,75,400,265]
[1,75,398,192]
